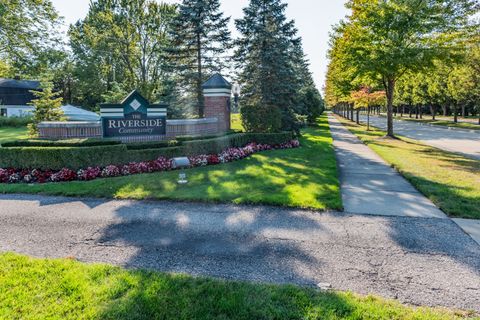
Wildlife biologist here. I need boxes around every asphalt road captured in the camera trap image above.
[359,115,480,160]
[0,194,479,312]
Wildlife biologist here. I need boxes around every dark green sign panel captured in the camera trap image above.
[100,91,167,138]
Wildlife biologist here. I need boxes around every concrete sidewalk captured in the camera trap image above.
[328,114,446,219]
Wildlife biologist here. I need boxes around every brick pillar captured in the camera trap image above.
[202,74,232,133]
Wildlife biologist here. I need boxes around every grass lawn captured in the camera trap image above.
[0,126,28,144]
[0,253,474,320]
[0,115,341,210]
[336,116,480,219]
[231,113,244,131]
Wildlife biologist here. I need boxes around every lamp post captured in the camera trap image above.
[233,83,241,113]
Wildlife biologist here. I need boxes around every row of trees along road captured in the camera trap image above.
[0,0,324,133]
[325,0,479,137]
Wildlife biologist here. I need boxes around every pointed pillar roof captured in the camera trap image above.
[202,74,232,90]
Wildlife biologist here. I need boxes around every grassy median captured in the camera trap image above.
[337,116,480,219]
[0,116,341,210]
[0,252,474,320]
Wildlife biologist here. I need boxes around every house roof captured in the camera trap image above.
[0,78,40,90]
[0,79,40,106]
[202,74,232,89]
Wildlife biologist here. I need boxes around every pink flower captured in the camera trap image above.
[0,168,9,183]
[101,165,121,178]
[50,168,77,182]
[189,155,208,167]
[77,167,101,181]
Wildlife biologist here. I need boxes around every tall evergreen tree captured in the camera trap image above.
[291,42,324,124]
[168,0,231,118]
[235,0,301,132]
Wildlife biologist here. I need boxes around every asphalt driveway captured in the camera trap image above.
[0,194,479,312]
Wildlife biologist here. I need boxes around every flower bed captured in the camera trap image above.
[0,140,300,184]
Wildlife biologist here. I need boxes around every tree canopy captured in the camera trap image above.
[0,0,324,130]
[325,0,479,136]
[0,0,62,78]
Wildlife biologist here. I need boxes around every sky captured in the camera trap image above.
[51,0,349,90]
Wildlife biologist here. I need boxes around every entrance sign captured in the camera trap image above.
[100,91,167,138]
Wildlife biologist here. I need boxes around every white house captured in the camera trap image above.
[0,78,100,121]
[0,78,39,117]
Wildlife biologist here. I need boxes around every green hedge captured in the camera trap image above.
[125,140,180,150]
[0,132,295,170]
[0,116,32,128]
[175,131,240,142]
[1,138,121,148]
[0,145,127,170]
[246,132,295,145]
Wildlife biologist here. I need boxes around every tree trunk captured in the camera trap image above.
[356,109,359,124]
[419,106,423,119]
[461,105,465,118]
[409,105,412,118]
[430,105,436,121]
[442,105,447,116]
[453,105,458,123]
[384,78,395,137]
[196,33,204,118]
[367,106,371,131]
[350,104,354,121]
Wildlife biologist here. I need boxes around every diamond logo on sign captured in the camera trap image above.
[130,99,141,111]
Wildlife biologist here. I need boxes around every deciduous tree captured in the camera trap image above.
[0,0,62,77]
[69,0,176,109]
[337,0,478,137]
